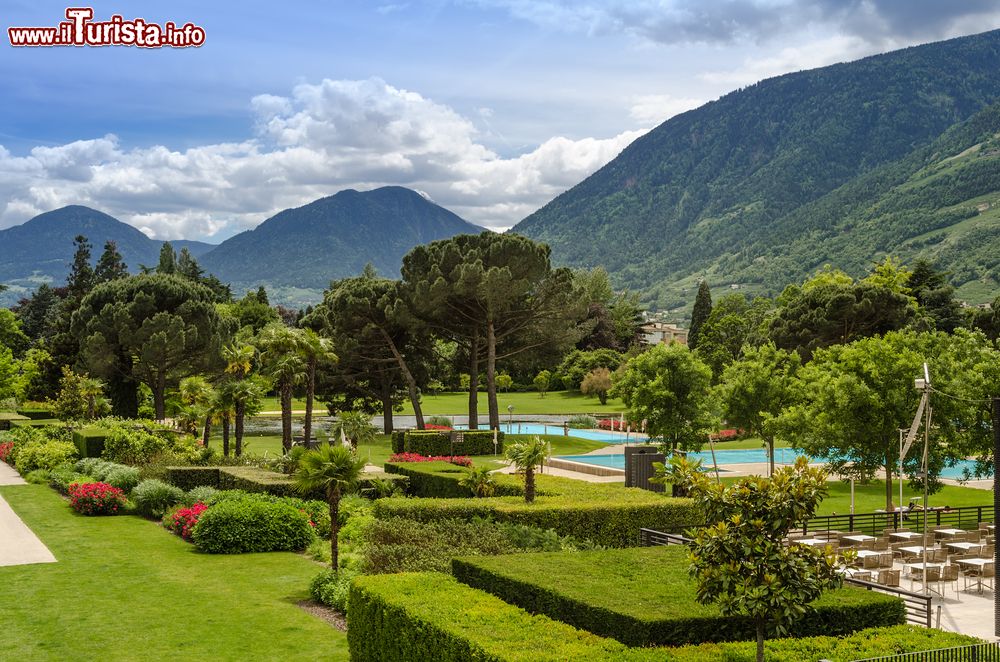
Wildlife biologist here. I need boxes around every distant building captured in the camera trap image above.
[641,322,688,346]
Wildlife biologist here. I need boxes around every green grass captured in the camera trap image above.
[259,390,624,415]
[0,485,348,661]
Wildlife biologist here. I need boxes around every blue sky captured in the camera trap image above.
[3,1,1000,241]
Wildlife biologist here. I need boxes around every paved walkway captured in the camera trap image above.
[0,461,57,567]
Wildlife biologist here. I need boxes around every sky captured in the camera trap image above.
[2,1,1000,242]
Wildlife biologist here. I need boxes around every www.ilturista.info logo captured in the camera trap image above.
[8,8,205,48]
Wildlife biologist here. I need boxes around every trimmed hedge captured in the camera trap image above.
[451,547,904,647]
[191,498,315,553]
[17,407,55,420]
[347,572,977,662]
[403,430,504,456]
[372,494,699,548]
[391,430,406,454]
[165,466,221,491]
[71,428,108,459]
[213,466,407,500]
[384,461,524,498]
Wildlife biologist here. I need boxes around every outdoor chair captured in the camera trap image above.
[862,554,880,570]
[873,538,889,551]
[931,548,948,563]
[877,569,900,587]
[939,564,960,600]
[878,552,894,568]
[908,566,941,593]
[985,544,995,557]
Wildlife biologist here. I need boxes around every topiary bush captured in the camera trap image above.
[132,479,186,519]
[191,498,315,554]
[164,466,221,491]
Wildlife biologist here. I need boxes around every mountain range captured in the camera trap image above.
[512,29,1000,313]
[0,187,480,307]
[5,30,1000,312]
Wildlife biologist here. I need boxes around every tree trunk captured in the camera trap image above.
[281,380,293,453]
[381,380,393,434]
[153,373,166,421]
[379,328,425,430]
[328,487,341,572]
[885,455,894,511]
[756,621,765,662]
[468,331,480,430]
[202,416,211,449]
[598,390,607,405]
[222,414,230,457]
[235,402,245,457]
[304,360,315,450]
[767,436,775,477]
[525,466,535,503]
[486,320,499,430]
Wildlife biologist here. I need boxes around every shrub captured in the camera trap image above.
[565,415,598,429]
[403,430,503,456]
[184,485,219,506]
[24,468,51,484]
[104,465,141,493]
[14,439,78,475]
[102,424,169,465]
[72,428,108,458]
[451,547,904,647]
[310,568,357,612]
[132,479,185,519]
[390,430,406,454]
[383,461,523,499]
[0,441,13,463]
[164,502,208,540]
[49,465,93,495]
[69,482,127,516]
[164,466,221,491]
[388,453,472,467]
[426,416,453,428]
[191,498,315,553]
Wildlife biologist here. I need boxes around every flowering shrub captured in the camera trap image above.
[164,502,208,540]
[423,423,453,431]
[0,441,13,463]
[596,418,639,431]
[68,482,126,516]
[388,452,472,467]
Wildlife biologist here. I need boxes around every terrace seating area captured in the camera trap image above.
[789,523,996,597]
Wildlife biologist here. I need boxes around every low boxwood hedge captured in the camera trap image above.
[164,466,221,491]
[383,461,524,498]
[214,466,407,499]
[71,428,108,459]
[391,430,406,454]
[16,407,55,420]
[403,430,503,456]
[451,546,905,647]
[348,572,978,662]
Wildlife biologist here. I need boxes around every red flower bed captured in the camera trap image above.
[68,482,126,516]
[0,441,13,463]
[423,423,453,430]
[596,419,637,431]
[165,502,208,540]
[388,452,472,467]
[709,428,743,441]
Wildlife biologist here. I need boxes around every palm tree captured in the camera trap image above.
[293,445,366,571]
[79,375,108,420]
[297,329,337,450]
[179,376,217,446]
[504,436,549,504]
[257,324,306,453]
[459,466,497,498]
[331,410,376,451]
[214,388,236,457]
[223,376,267,457]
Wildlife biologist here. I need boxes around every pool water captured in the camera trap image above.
[557,451,994,479]
[457,422,648,444]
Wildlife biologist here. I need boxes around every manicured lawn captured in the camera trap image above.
[0,485,349,661]
[259,390,624,415]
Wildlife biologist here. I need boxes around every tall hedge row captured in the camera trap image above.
[395,430,505,456]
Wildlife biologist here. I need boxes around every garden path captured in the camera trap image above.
[0,461,56,567]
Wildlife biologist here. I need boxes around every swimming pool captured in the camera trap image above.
[457,422,647,444]
[557,450,994,479]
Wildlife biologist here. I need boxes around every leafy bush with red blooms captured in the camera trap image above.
[0,441,14,463]
[68,482,126,516]
[423,423,453,430]
[165,502,208,540]
[388,452,472,467]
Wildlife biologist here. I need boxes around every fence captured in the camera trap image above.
[638,528,934,627]
[802,505,994,538]
[852,643,1000,661]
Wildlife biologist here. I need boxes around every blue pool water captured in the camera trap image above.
[457,422,647,444]
[557,451,993,479]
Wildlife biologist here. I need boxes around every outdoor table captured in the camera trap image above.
[889,531,922,542]
[899,545,938,560]
[854,549,882,558]
[945,541,985,553]
[956,558,993,594]
[987,525,995,533]
[796,538,832,548]
[934,528,966,539]
[904,563,946,595]
[841,534,876,545]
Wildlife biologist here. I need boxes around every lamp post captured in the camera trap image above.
[507,405,514,434]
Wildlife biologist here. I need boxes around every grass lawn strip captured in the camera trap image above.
[0,485,349,661]
[452,546,903,647]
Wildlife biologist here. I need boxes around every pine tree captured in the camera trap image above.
[67,235,95,299]
[688,280,712,350]
[157,242,177,274]
[256,285,270,306]
[94,241,129,283]
[177,248,204,281]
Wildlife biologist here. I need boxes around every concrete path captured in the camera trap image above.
[0,462,57,567]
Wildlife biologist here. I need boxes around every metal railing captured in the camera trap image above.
[852,643,1000,661]
[638,528,934,627]
[802,505,994,538]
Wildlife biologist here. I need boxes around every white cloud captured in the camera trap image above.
[699,34,875,86]
[629,94,704,126]
[0,78,645,239]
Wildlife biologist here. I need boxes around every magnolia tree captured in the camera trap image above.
[687,457,843,662]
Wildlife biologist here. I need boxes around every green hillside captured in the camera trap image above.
[512,29,1000,313]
